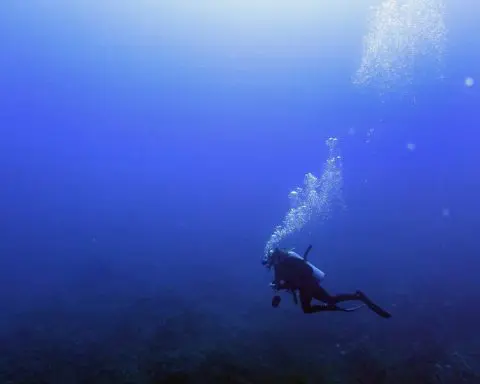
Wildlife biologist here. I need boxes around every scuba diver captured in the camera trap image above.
[263,245,391,319]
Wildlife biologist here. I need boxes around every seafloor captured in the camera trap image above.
[1,281,479,384]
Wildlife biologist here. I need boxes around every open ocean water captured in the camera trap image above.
[0,1,479,383]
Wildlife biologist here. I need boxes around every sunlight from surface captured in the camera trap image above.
[33,0,362,60]
[59,1,353,43]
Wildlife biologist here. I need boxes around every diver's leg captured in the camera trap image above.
[312,285,360,305]
[299,289,340,314]
[313,286,391,318]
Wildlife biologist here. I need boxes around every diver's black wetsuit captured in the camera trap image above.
[269,248,391,318]
[298,281,362,314]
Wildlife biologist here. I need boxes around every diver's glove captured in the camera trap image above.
[272,295,281,308]
[270,281,298,307]
[271,291,297,308]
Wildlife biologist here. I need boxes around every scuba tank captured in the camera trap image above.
[287,245,326,282]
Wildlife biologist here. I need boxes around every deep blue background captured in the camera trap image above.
[0,1,479,381]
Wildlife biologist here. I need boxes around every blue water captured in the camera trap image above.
[1,1,479,383]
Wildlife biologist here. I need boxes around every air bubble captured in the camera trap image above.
[353,0,447,89]
[264,138,344,259]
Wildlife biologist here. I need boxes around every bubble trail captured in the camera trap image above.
[263,137,344,261]
[353,0,447,90]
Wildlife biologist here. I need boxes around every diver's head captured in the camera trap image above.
[262,248,288,269]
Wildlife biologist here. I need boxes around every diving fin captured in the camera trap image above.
[303,244,313,261]
[321,304,364,312]
[357,291,392,319]
[338,304,365,312]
